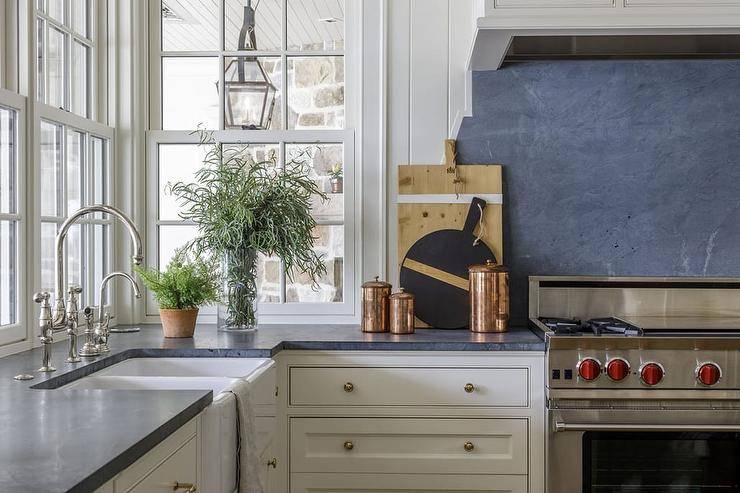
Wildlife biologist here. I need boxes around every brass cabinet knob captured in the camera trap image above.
[344,382,354,393]
[464,383,475,393]
[344,441,354,450]
[464,441,475,452]
[172,482,197,492]
[267,457,277,469]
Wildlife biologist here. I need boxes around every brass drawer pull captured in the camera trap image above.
[464,383,476,393]
[343,382,354,393]
[267,457,277,468]
[344,440,354,450]
[172,482,197,492]
[464,441,475,452]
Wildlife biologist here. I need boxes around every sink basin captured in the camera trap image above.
[93,358,272,378]
[61,376,241,393]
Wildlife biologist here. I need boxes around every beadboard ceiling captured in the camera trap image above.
[161,0,344,52]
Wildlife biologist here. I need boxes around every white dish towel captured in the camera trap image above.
[226,378,265,493]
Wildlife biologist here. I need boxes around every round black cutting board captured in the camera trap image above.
[400,197,495,329]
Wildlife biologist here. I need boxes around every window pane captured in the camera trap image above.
[66,129,84,214]
[158,144,209,221]
[287,56,344,129]
[0,107,17,214]
[71,41,89,117]
[0,221,17,325]
[92,224,108,306]
[224,56,281,130]
[223,143,279,167]
[224,0,282,52]
[159,224,198,268]
[40,222,57,291]
[40,121,63,216]
[161,0,218,52]
[257,253,280,303]
[46,26,66,109]
[162,57,219,130]
[287,0,344,51]
[67,223,83,290]
[72,0,88,37]
[37,19,45,101]
[286,225,343,303]
[286,143,344,222]
[91,136,106,205]
[47,0,64,24]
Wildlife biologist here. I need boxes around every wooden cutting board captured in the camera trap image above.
[397,140,504,327]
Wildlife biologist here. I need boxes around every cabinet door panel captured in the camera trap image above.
[491,0,614,8]
[625,0,740,5]
[290,473,527,493]
[291,418,527,475]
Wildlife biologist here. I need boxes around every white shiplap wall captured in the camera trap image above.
[386,0,476,285]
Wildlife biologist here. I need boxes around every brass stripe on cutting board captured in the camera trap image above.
[403,259,469,292]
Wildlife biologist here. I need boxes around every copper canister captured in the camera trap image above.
[469,260,509,332]
[361,276,391,332]
[389,288,415,334]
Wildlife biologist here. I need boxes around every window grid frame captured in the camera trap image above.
[148,1,358,323]
[36,104,113,311]
[0,88,26,346]
[35,0,96,120]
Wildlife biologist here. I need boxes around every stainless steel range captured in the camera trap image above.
[529,276,740,493]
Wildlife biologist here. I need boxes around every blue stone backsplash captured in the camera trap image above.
[456,59,740,324]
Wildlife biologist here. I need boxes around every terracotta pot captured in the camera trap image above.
[159,308,199,338]
[330,177,343,194]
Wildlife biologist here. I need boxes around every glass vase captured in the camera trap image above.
[218,247,259,332]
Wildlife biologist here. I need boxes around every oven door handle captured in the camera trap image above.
[554,420,740,433]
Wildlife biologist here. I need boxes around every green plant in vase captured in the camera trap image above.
[169,130,328,331]
[328,163,343,194]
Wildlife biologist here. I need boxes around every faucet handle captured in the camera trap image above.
[68,285,83,295]
[33,291,51,305]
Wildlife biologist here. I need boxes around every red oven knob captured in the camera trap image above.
[606,358,630,381]
[697,363,721,386]
[578,358,601,381]
[640,363,664,386]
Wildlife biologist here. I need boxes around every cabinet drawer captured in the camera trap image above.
[290,473,527,493]
[291,417,527,475]
[121,437,197,493]
[289,367,529,407]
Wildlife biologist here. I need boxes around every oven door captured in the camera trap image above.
[548,408,740,493]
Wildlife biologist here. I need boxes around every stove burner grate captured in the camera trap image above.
[539,317,643,336]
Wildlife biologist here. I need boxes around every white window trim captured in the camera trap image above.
[0,88,27,349]
[145,129,360,324]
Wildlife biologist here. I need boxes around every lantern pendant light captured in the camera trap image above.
[224,0,277,130]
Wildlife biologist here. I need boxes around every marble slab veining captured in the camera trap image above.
[0,323,544,492]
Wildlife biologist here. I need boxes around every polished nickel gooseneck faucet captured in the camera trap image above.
[33,205,144,372]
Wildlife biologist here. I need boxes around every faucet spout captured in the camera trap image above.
[97,272,142,325]
[53,205,143,325]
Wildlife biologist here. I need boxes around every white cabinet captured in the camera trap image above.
[277,352,545,493]
[625,0,740,5]
[491,0,614,8]
[114,418,199,493]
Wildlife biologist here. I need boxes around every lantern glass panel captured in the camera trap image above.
[224,56,281,130]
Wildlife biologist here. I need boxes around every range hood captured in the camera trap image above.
[469,8,740,70]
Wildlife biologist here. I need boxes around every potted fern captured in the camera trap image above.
[169,130,328,332]
[136,251,219,338]
[328,163,343,193]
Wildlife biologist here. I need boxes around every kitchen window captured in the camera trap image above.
[0,89,25,347]
[147,0,359,323]
[37,107,112,308]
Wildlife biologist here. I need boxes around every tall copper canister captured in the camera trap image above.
[389,288,415,334]
[469,260,509,332]
[361,276,391,332]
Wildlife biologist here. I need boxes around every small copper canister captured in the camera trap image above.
[361,276,391,332]
[389,288,415,334]
[469,260,509,333]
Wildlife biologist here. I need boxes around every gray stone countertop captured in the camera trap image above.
[0,323,544,492]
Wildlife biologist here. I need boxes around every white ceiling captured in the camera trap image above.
[162,0,344,52]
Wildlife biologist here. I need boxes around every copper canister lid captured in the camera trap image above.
[362,276,392,289]
[389,287,414,300]
[469,259,508,273]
